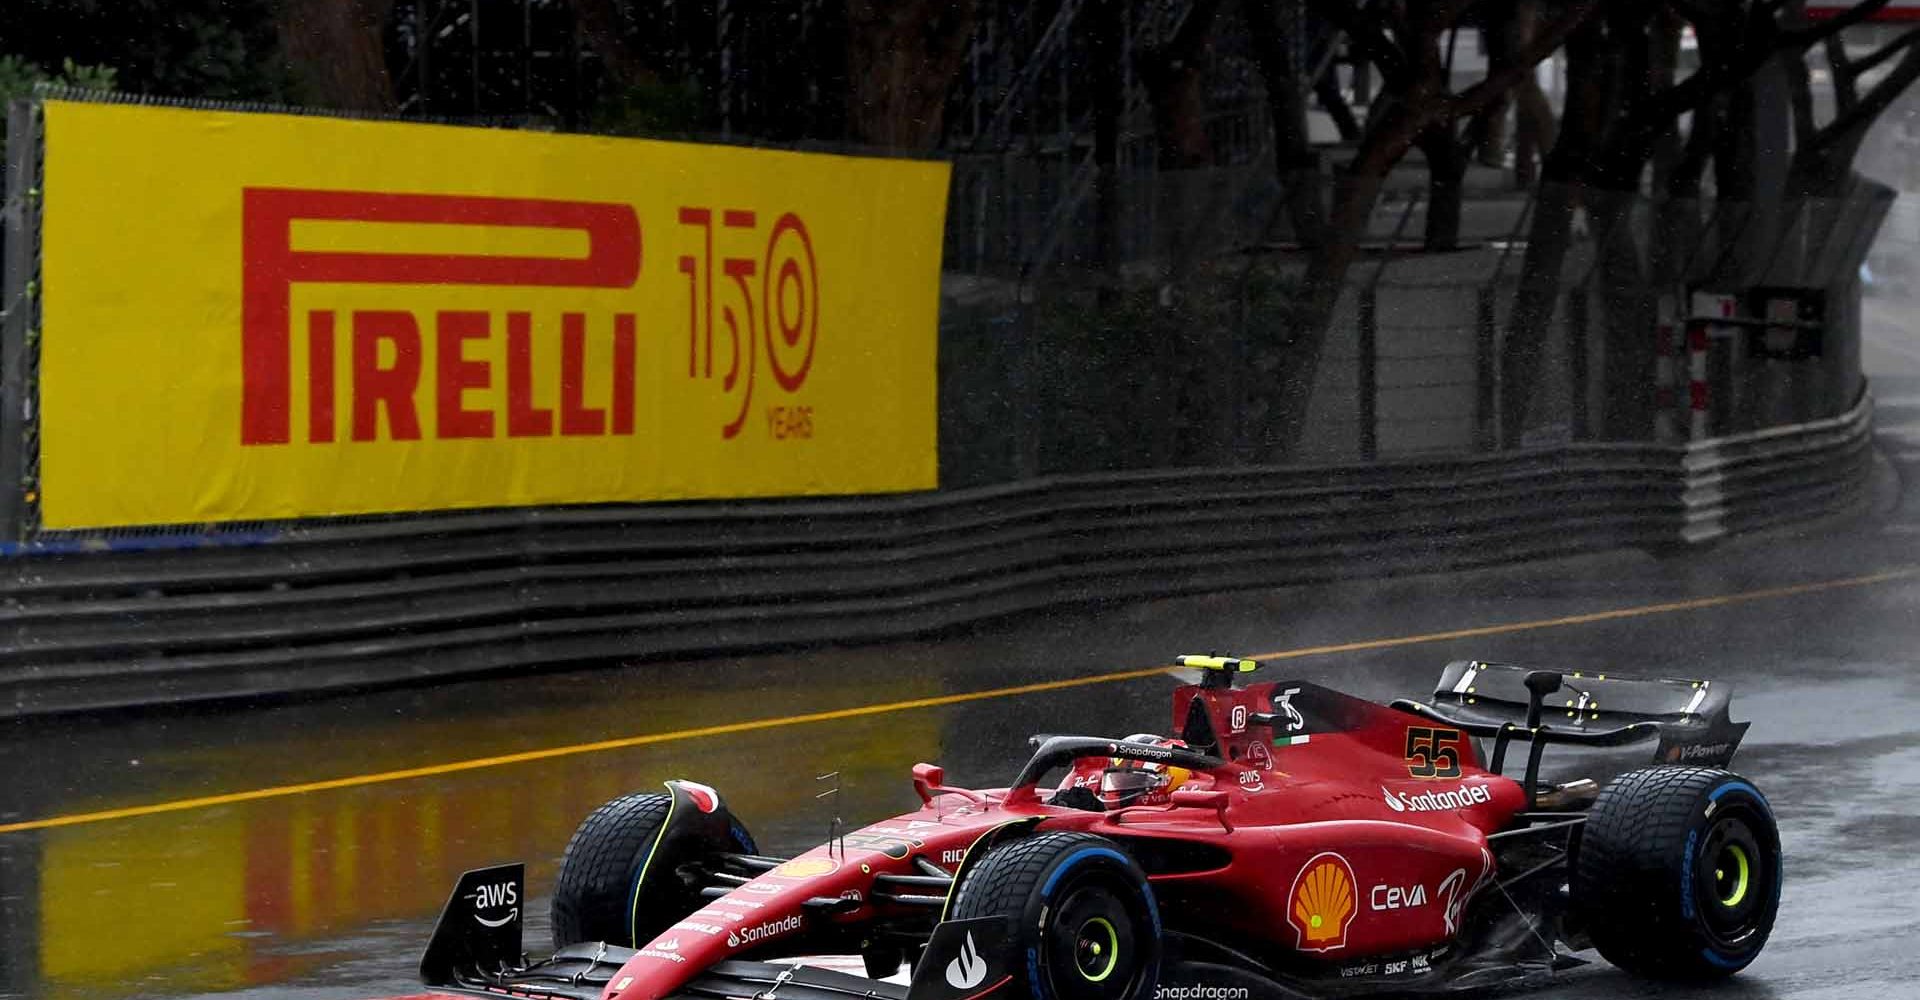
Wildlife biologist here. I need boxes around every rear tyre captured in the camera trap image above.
[550,789,755,949]
[948,832,1161,1000]
[1573,766,1781,979]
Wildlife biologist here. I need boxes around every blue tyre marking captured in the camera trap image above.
[1710,780,1773,816]
[1701,946,1751,970]
[1042,848,1131,895]
[1680,829,1698,921]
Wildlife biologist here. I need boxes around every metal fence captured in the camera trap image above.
[0,93,1889,712]
[2,92,1887,535]
[0,389,1870,716]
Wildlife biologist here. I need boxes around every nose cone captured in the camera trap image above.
[602,857,848,1000]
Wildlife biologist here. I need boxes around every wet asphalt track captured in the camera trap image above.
[5,313,1920,1000]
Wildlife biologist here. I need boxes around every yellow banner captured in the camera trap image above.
[37,101,947,528]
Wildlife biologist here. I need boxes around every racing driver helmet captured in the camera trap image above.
[1098,734,1192,808]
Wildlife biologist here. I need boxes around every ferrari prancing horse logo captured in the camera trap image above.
[1287,852,1358,952]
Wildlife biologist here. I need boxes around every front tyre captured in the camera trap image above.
[550,783,755,949]
[1573,766,1781,979]
[948,832,1161,1000]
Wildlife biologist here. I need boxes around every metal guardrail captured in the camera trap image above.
[0,392,1872,717]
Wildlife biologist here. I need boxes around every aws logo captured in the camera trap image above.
[1287,852,1357,952]
[465,879,519,928]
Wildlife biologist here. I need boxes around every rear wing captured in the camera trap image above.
[1392,661,1751,807]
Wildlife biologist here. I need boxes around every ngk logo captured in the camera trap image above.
[240,188,817,447]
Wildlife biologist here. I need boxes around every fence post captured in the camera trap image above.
[1566,287,1589,441]
[0,100,41,543]
[1653,290,1678,443]
[1475,286,1497,451]
[1359,284,1378,461]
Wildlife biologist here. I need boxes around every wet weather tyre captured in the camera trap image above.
[948,832,1161,1000]
[1573,766,1781,979]
[550,791,754,949]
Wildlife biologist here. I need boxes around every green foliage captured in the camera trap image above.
[0,56,119,163]
[7,0,284,104]
[1026,266,1310,473]
[590,79,709,138]
[0,56,119,103]
[939,263,1312,487]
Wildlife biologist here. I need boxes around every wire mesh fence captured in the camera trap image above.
[0,91,1892,539]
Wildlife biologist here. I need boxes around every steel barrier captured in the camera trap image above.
[0,391,1872,717]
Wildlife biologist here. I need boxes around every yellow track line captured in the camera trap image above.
[3,565,1912,836]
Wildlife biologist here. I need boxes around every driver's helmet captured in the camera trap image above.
[1097,734,1192,808]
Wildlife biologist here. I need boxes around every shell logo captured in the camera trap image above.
[772,857,840,879]
[1287,852,1358,952]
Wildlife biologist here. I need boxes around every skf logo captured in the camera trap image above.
[240,188,818,447]
[1287,853,1357,952]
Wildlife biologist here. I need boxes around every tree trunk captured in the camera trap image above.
[1590,190,1654,440]
[1315,68,1363,141]
[1416,126,1467,250]
[1244,0,1326,244]
[1138,0,1225,169]
[1502,18,1607,445]
[1267,107,1418,452]
[844,0,978,149]
[566,0,654,91]
[277,0,396,111]
[1468,2,1517,167]
[1089,0,1123,283]
[1646,11,1684,193]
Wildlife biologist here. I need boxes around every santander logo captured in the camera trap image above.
[1381,783,1492,813]
[945,931,987,989]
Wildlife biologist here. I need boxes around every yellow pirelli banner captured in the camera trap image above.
[37,101,947,529]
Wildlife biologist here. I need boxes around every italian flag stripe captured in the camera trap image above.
[1278,735,1311,746]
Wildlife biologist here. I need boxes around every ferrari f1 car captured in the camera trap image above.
[420,656,1778,1000]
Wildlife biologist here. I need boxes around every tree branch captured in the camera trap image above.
[1781,0,1895,45]
[1665,0,1716,26]
[1628,0,1887,144]
[1307,0,1409,86]
[1809,25,1920,151]
[1450,0,1601,119]
[1826,32,1860,115]
[1164,0,1227,57]
[1849,24,1920,76]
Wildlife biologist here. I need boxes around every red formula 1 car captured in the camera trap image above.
[419,656,1779,1000]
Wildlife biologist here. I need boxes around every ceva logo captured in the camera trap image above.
[945,931,987,989]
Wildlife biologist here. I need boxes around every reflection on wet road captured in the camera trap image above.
[7,380,1920,1000]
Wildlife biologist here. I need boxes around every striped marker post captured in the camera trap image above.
[1687,292,1738,441]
